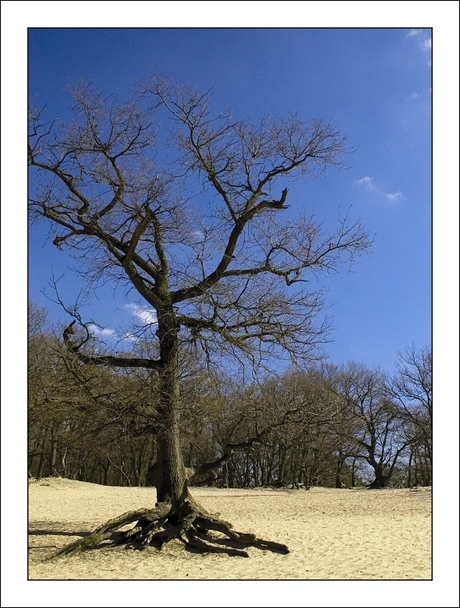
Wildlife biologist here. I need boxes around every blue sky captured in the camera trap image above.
[27,26,432,374]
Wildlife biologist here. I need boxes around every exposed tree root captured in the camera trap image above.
[48,497,289,560]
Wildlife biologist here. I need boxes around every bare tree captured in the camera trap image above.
[29,74,372,558]
[333,363,410,488]
[387,345,432,485]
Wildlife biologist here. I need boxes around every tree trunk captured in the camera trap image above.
[335,453,345,488]
[368,463,389,488]
[50,433,58,477]
[351,457,358,487]
[131,453,141,487]
[222,461,229,488]
[60,446,68,478]
[154,310,187,503]
[37,435,47,478]
[103,458,111,486]
[407,451,413,488]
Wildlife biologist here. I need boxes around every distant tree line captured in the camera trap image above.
[28,301,432,489]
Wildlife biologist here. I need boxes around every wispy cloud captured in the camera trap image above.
[386,191,402,201]
[87,304,158,344]
[356,176,403,202]
[406,29,432,55]
[125,303,158,325]
[356,176,377,191]
[405,29,421,39]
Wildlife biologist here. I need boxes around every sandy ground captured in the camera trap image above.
[27,477,432,582]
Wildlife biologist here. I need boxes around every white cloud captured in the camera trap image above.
[192,229,205,240]
[125,303,158,325]
[88,305,158,343]
[386,191,403,201]
[87,324,118,340]
[356,176,376,190]
[405,29,431,53]
[356,177,403,202]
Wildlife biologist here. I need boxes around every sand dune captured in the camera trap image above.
[28,477,431,581]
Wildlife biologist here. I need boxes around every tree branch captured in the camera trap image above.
[63,321,163,371]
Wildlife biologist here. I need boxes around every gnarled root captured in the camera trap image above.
[49,496,289,559]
